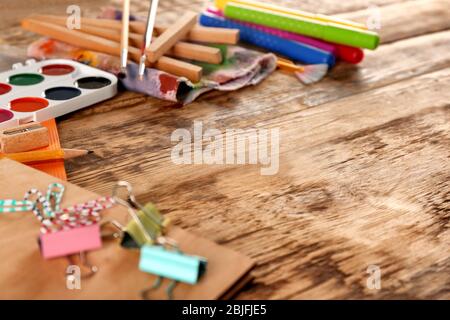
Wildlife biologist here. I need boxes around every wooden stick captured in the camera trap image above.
[155,57,202,83]
[29,17,222,64]
[78,26,221,64]
[120,0,131,71]
[146,12,197,63]
[31,14,127,30]
[183,25,239,44]
[154,25,239,44]
[68,23,143,47]
[171,42,222,64]
[32,15,239,44]
[22,19,123,57]
[21,18,203,82]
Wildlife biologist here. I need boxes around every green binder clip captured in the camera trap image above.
[112,181,170,247]
[120,202,169,249]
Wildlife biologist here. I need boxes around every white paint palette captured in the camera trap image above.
[0,59,117,130]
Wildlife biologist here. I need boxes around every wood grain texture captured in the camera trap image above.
[0,0,449,299]
[337,0,450,44]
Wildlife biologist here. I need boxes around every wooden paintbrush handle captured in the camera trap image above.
[121,0,131,68]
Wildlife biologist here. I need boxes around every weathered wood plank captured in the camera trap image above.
[63,66,450,299]
[337,0,450,43]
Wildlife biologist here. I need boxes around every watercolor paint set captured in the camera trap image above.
[0,59,118,130]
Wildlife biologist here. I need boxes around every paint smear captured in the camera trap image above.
[41,64,75,76]
[10,97,49,112]
[76,76,111,89]
[159,74,178,94]
[0,83,12,95]
[45,87,81,100]
[9,73,44,86]
[0,108,14,123]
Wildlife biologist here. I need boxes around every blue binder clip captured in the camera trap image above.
[139,244,208,299]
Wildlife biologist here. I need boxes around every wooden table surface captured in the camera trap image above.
[1,0,449,299]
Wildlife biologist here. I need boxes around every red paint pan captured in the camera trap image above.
[41,64,75,76]
[10,97,49,112]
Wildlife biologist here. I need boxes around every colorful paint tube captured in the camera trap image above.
[223,2,379,50]
[206,7,364,64]
[199,13,335,66]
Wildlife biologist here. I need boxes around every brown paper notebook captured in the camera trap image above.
[0,159,255,299]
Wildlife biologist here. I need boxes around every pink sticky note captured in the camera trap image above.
[39,224,102,259]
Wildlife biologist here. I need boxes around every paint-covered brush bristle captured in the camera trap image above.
[138,55,147,80]
[118,68,127,79]
[295,64,328,85]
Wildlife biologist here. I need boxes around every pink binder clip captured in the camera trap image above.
[39,224,102,260]
[20,184,115,262]
[1,184,116,275]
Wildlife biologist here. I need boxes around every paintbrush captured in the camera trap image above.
[139,0,160,80]
[277,59,328,84]
[120,0,131,76]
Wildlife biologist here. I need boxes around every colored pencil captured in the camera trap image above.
[214,0,368,30]
[223,2,379,50]
[199,12,335,66]
[1,149,92,163]
[206,7,364,64]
